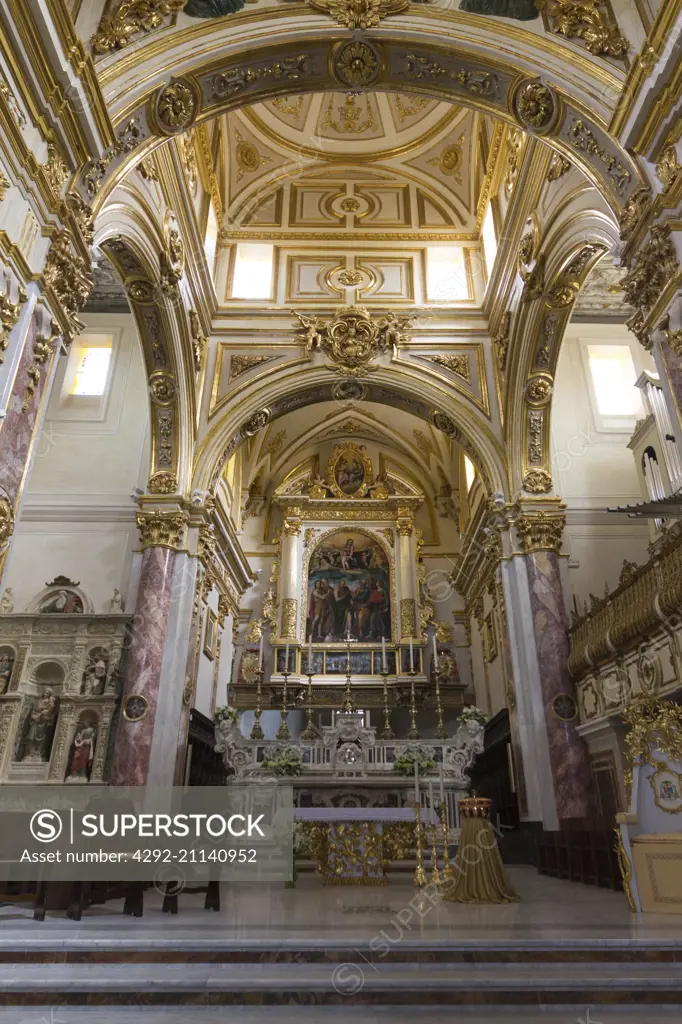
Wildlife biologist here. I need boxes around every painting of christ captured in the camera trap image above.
[306,532,392,642]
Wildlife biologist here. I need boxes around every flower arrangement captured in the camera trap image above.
[459,705,487,726]
[213,705,238,726]
[393,745,436,775]
[260,747,304,777]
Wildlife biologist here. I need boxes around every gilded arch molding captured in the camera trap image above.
[81,26,650,220]
[97,230,194,495]
[192,364,507,499]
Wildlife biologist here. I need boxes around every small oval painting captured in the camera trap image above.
[334,452,366,496]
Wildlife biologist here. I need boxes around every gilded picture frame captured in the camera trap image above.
[203,607,218,660]
[483,610,497,663]
[326,441,373,499]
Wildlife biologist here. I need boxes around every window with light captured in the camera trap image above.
[481,203,498,285]
[464,454,476,493]
[426,246,469,302]
[587,344,642,418]
[71,344,112,396]
[232,243,274,300]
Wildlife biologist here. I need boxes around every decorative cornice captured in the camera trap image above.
[136,509,189,550]
[43,230,92,341]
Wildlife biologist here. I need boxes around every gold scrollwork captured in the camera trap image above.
[92,1,185,55]
[280,598,298,640]
[539,0,628,58]
[309,0,408,30]
[400,597,417,640]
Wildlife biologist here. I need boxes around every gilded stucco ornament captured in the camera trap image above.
[428,354,471,382]
[492,311,511,373]
[83,120,143,198]
[539,1,628,58]
[513,81,557,134]
[189,309,207,372]
[547,153,571,182]
[154,79,199,135]
[148,472,178,494]
[514,509,565,554]
[22,324,57,413]
[526,375,553,405]
[91,1,186,54]
[308,0,408,29]
[0,492,15,548]
[294,306,411,376]
[520,254,545,303]
[618,188,650,242]
[243,409,271,436]
[622,224,679,320]
[42,144,69,199]
[518,232,535,267]
[333,41,382,88]
[567,119,631,196]
[0,288,25,365]
[149,373,177,405]
[136,509,189,550]
[66,192,94,247]
[522,469,553,494]
[431,411,458,437]
[43,230,92,339]
[0,172,9,202]
[656,145,682,193]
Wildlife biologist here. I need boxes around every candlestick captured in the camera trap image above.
[381,635,387,673]
[439,762,445,807]
[438,795,455,887]
[408,667,419,739]
[259,632,264,671]
[432,632,438,670]
[429,822,441,886]
[381,669,394,739]
[284,641,289,672]
[301,671,316,741]
[428,780,435,824]
[276,668,290,740]
[409,637,414,672]
[434,668,447,740]
[250,669,264,740]
[413,799,428,888]
[308,634,312,673]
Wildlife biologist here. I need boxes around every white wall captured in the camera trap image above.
[551,322,655,605]
[5,313,150,613]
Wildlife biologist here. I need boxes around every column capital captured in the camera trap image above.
[136,508,189,551]
[513,502,566,554]
[396,507,413,536]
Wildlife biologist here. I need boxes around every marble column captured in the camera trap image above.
[109,509,188,786]
[0,305,60,581]
[279,507,301,642]
[515,508,593,823]
[396,508,417,640]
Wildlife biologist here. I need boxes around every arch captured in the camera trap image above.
[94,198,196,495]
[81,18,650,221]
[192,361,508,498]
[503,204,624,495]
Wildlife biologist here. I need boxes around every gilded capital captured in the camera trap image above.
[136,509,189,551]
[515,510,565,554]
[396,506,413,537]
[283,506,303,536]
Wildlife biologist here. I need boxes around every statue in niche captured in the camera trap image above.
[0,587,13,613]
[458,0,539,19]
[81,648,109,696]
[109,588,124,613]
[0,649,14,694]
[20,689,58,762]
[184,0,245,17]
[66,723,97,782]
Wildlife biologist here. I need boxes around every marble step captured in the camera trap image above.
[0,961,681,1006]
[0,1010,681,1024]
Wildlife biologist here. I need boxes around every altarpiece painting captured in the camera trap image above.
[306,532,392,642]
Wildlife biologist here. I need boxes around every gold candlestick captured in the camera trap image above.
[301,672,316,740]
[408,669,420,739]
[250,669,264,739]
[430,822,441,886]
[434,671,447,740]
[413,799,428,887]
[381,670,394,739]
[439,797,455,887]
[276,669,290,740]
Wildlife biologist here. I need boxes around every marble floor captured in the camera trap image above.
[0,868,679,946]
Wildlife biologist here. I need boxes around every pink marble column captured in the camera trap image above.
[524,549,593,822]
[0,315,58,577]
[110,544,177,786]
